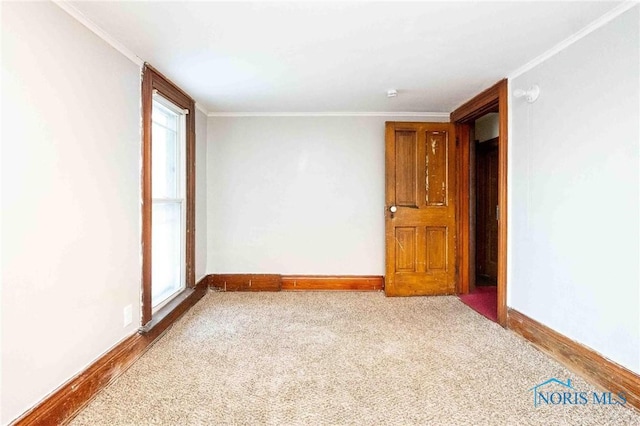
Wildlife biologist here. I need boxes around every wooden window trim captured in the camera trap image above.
[141,64,196,327]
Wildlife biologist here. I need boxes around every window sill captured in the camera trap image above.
[138,287,194,335]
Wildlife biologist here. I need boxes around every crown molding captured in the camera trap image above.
[508,2,638,79]
[195,103,210,116]
[53,0,144,67]
[207,111,450,118]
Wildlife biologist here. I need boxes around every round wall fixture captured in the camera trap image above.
[513,85,540,103]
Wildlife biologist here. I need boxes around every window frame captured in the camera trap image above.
[150,96,186,311]
[141,64,195,328]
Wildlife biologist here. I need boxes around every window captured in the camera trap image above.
[142,64,195,327]
[151,95,186,310]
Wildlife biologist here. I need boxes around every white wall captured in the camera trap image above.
[206,115,446,275]
[195,109,208,281]
[0,2,208,423]
[1,2,140,423]
[509,7,639,373]
[475,112,498,142]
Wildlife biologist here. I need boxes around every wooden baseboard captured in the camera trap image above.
[507,308,640,411]
[281,275,384,291]
[11,277,209,426]
[209,274,282,291]
[207,274,384,292]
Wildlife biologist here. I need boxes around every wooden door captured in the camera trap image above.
[475,138,498,281]
[385,122,457,296]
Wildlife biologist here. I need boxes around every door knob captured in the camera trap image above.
[389,205,397,213]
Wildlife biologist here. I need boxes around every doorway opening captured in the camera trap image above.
[451,79,508,326]
[460,111,499,322]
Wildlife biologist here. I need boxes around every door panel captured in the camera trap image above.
[395,131,418,207]
[426,132,448,206]
[385,122,457,296]
[426,226,447,271]
[395,227,417,272]
[476,139,498,280]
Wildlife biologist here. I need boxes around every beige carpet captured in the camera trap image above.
[70,292,639,425]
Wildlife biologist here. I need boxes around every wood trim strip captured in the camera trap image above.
[143,64,195,108]
[185,99,196,289]
[507,309,640,411]
[455,122,471,294]
[450,80,502,123]
[206,274,385,292]
[496,80,508,326]
[141,63,197,325]
[11,277,209,426]
[282,275,384,291]
[451,79,508,327]
[209,274,282,291]
[141,65,153,325]
[139,278,207,336]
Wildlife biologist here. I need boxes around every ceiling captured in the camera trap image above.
[67,1,619,114]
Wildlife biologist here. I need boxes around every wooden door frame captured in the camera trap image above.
[451,79,508,326]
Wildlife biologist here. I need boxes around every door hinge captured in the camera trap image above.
[496,205,500,221]
[455,136,459,147]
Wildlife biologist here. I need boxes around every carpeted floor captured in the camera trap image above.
[70,292,639,425]
[459,286,498,322]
